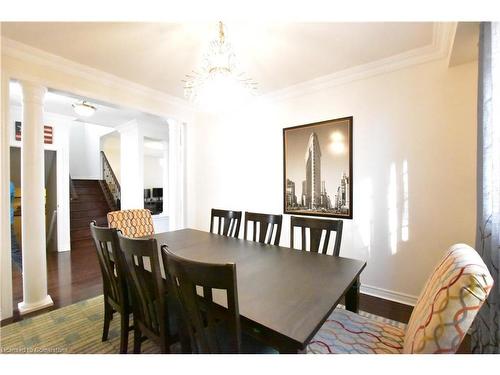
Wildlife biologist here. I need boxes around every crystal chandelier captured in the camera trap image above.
[183,22,257,111]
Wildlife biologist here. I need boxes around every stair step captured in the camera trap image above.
[71,207,108,219]
[72,179,101,186]
[72,193,107,203]
[71,201,109,211]
[73,186,102,194]
[71,238,94,248]
[70,178,115,244]
[71,216,108,229]
[71,227,92,240]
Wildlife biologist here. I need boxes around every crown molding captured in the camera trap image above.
[262,22,458,103]
[2,23,457,113]
[1,37,194,116]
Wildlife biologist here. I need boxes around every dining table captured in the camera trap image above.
[152,228,366,354]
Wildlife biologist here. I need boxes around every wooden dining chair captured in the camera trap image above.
[161,246,276,354]
[107,209,155,238]
[243,212,282,246]
[117,233,180,354]
[209,209,242,238]
[89,221,132,354]
[290,216,343,256]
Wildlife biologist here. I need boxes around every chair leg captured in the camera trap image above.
[133,326,142,354]
[119,312,129,354]
[102,302,112,342]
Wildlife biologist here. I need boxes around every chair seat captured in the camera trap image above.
[307,308,405,354]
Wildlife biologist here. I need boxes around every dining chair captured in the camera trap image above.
[307,243,494,354]
[117,233,181,354]
[89,221,132,353]
[243,212,282,246]
[161,246,276,354]
[209,209,242,238]
[107,208,155,238]
[290,216,343,256]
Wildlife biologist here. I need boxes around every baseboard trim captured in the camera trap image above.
[361,284,418,306]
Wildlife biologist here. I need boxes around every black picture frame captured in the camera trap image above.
[283,116,353,219]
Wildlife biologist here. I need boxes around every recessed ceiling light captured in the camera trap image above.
[72,100,97,117]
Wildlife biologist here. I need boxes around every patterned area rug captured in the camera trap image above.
[0,295,406,354]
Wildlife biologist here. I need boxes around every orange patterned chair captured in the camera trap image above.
[307,243,494,354]
[107,209,155,238]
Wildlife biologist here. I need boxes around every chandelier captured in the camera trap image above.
[183,22,257,111]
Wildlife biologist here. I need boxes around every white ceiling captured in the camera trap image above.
[449,22,479,67]
[1,22,436,98]
[9,81,167,129]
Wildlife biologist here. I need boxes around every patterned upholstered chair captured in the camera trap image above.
[307,244,494,354]
[107,209,155,238]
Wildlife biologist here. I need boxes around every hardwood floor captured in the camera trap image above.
[2,240,471,353]
[7,238,102,325]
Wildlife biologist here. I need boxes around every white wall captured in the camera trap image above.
[69,122,114,180]
[144,155,164,188]
[187,59,478,304]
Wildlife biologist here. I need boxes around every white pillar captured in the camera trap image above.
[117,120,144,209]
[54,119,71,252]
[168,120,186,230]
[0,74,14,320]
[18,81,53,315]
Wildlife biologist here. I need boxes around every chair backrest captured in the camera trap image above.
[403,243,494,354]
[243,211,282,246]
[117,233,166,338]
[209,209,242,238]
[290,216,343,256]
[161,246,241,353]
[107,209,155,238]
[90,221,127,308]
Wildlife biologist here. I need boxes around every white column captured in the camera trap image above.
[18,81,53,315]
[117,120,144,209]
[54,119,71,252]
[168,119,186,230]
[0,74,14,320]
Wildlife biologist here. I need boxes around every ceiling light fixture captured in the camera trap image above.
[72,100,97,117]
[183,21,257,111]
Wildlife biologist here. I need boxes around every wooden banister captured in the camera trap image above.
[101,151,121,210]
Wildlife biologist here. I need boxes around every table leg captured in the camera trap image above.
[345,276,360,313]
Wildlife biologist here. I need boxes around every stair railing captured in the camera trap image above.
[101,151,121,210]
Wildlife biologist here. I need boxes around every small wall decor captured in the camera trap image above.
[15,121,53,144]
[283,117,353,219]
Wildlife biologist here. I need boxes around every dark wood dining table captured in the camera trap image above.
[153,228,366,354]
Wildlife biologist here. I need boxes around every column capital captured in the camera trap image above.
[20,81,47,105]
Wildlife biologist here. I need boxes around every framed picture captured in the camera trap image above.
[283,116,353,219]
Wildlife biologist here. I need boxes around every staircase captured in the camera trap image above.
[70,179,113,248]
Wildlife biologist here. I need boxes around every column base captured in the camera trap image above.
[18,295,54,315]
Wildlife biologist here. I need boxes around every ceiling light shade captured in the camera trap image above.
[183,22,257,111]
[72,100,96,117]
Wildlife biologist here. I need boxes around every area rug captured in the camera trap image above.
[0,295,406,354]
